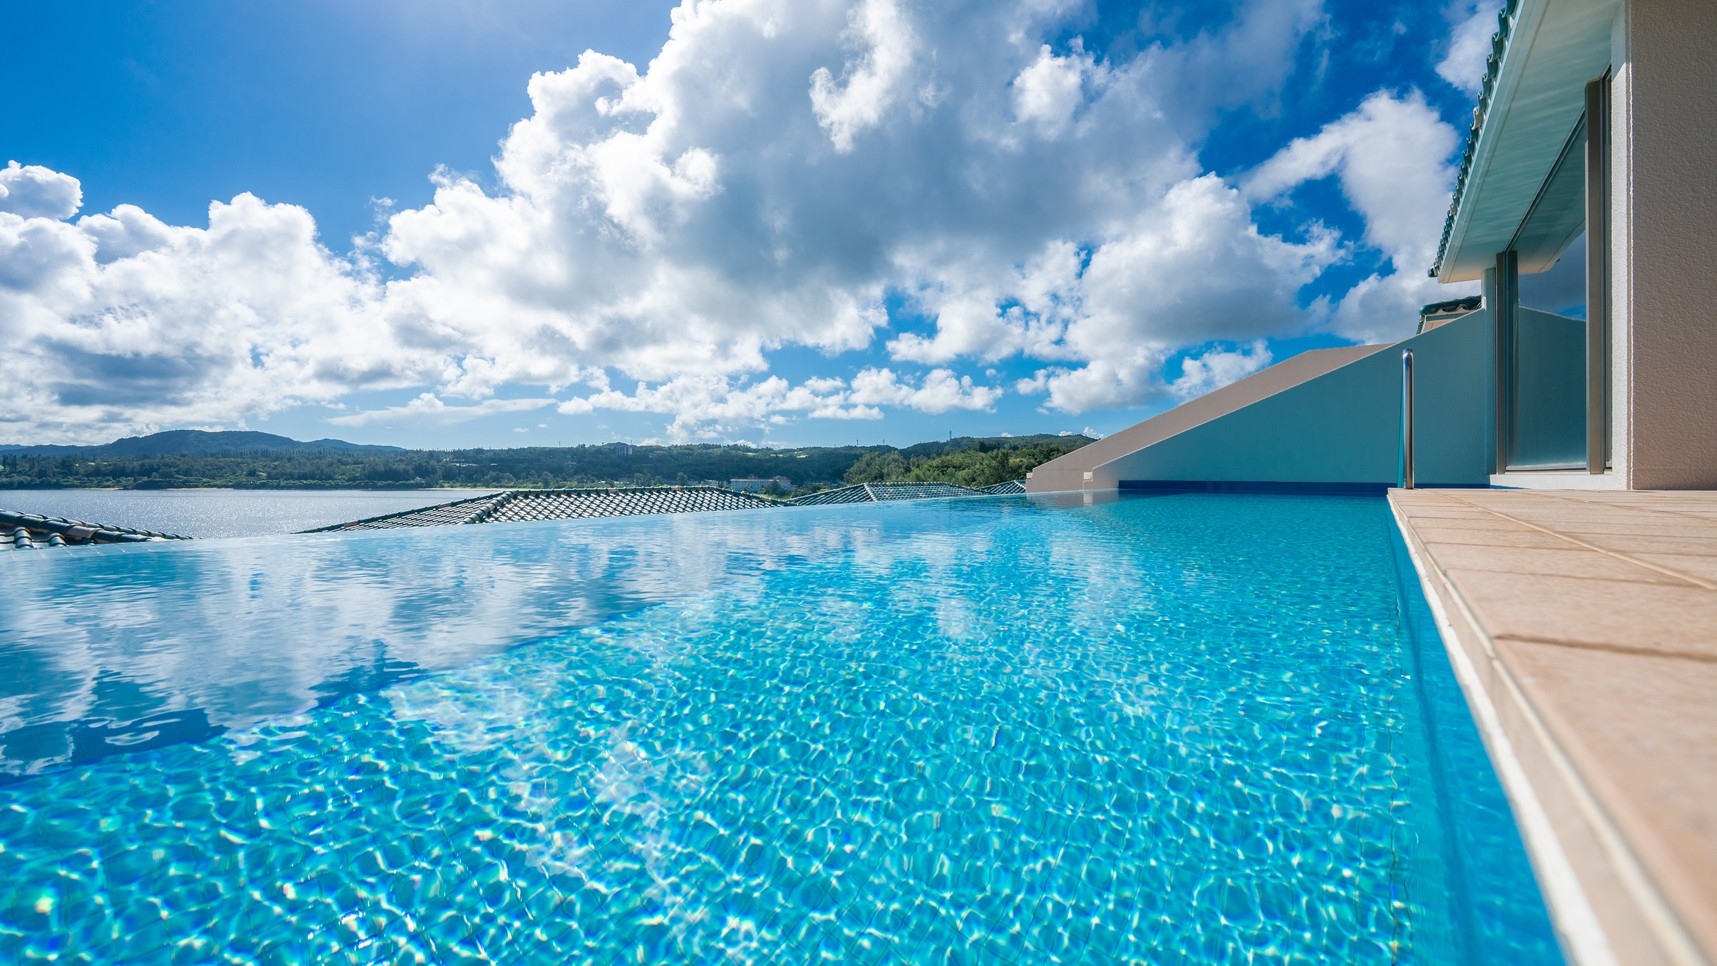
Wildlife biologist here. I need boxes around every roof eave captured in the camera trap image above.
[1431,0,1620,283]
[1431,0,1524,281]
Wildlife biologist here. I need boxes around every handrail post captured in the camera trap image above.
[1401,349,1416,490]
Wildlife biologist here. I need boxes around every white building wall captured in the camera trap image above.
[1609,10,1633,486]
[1620,0,1717,488]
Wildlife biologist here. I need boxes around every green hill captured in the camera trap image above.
[1,430,403,457]
[0,433,1094,492]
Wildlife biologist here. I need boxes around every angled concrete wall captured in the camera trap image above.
[1025,345,1386,492]
[1027,312,1496,491]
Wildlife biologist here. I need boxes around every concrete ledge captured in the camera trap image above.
[1491,471,1628,491]
[1390,488,1717,965]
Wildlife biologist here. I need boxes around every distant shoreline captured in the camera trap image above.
[1,430,1092,493]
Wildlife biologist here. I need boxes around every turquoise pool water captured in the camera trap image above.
[0,493,1559,962]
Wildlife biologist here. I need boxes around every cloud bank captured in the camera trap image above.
[2,0,1474,443]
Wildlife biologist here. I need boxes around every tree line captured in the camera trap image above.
[0,435,1091,493]
[841,439,1084,488]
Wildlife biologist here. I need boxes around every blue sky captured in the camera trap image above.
[0,0,1499,448]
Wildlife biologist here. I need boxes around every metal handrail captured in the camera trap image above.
[1400,349,1416,490]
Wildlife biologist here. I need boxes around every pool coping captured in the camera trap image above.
[1388,489,1715,966]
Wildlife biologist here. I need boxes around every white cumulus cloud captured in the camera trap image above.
[2,0,1382,443]
[327,393,558,427]
[1169,341,1273,400]
[1011,44,1091,136]
[553,366,999,441]
[809,0,919,152]
[1245,90,1476,343]
[0,161,82,220]
[1436,2,1503,95]
[848,367,1001,413]
[0,188,426,443]
[994,175,1338,412]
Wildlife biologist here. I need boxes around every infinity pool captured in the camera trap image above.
[0,493,1559,962]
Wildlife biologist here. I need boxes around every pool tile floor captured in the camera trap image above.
[1390,488,1717,965]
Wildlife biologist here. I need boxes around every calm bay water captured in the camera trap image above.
[0,489,497,538]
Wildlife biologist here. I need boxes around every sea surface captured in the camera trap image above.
[0,488,496,538]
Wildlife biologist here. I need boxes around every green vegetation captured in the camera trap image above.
[0,434,1091,492]
[843,437,1087,488]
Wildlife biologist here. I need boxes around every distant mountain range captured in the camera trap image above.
[0,429,1089,459]
[0,429,1093,491]
[0,430,405,457]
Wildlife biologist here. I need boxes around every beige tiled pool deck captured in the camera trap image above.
[1389,488,1717,966]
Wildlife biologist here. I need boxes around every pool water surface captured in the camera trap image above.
[0,493,1560,962]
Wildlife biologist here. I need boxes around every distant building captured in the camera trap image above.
[1417,295,1484,333]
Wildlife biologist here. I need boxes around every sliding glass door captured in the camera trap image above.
[1495,75,1610,474]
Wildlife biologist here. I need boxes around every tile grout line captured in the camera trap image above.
[1436,493,1717,591]
[1511,489,1717,531]
[1486,634,1717,666]
[1414,546,1686,586]
[1535,491,1717,528]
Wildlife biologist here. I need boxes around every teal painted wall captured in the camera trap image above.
[1102,312,1496,486]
